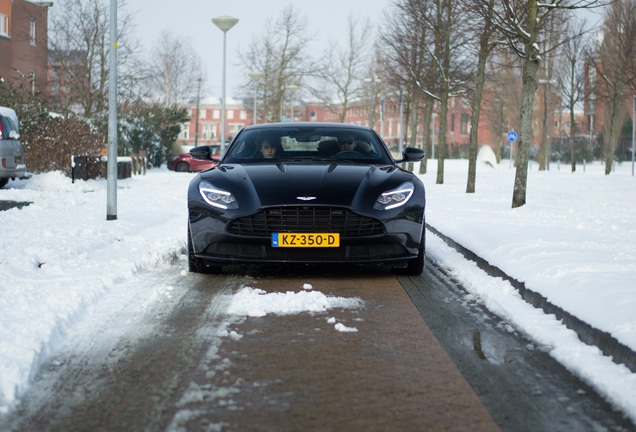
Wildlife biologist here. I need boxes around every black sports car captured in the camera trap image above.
[187,122,426,274]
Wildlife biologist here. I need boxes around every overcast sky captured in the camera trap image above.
[125,0,393,100]
[122,1,605,103]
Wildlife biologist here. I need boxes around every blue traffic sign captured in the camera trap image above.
[507,130,518,143]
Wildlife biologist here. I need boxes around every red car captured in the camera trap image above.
[168,146,220,172]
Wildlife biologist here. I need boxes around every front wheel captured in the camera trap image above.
[393,229,425,276]
[188,225,222,274]
[176,162,190,172]
[0,178,9,188]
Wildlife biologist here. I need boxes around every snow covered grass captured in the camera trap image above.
[0,158,635,424]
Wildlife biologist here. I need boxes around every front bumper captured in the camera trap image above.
[189,204,424,265]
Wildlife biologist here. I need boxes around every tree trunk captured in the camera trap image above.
[512,57,540,208]
[435,1,452,185]
[419,102,432,175]
[466,0,493,193]
[604,92,622,175]
[538,85,548,171]
[570,107,576,172]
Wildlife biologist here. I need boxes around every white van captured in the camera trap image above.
[0,107,27,188]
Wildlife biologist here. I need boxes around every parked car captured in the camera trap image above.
[0,107,26,188]
[168,145,220,172]
[186,122,426,275]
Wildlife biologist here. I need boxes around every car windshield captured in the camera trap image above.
[223,126,393,164]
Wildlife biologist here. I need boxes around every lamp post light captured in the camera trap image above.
[249,71,264,125]
[212,15,238,155]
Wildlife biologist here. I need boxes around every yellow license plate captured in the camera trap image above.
[272,233,340,248]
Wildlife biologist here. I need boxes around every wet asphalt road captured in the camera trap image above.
[0,261,633,432]
[400,262,633,432]
[0,200,31,211]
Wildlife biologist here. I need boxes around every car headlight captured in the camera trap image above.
[198,181,238,209]
[374,182,415,210]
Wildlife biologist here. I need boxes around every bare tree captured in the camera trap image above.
[591,0,636,174]
[238,6,313,123]
[432,0,473,184]
[534,12,568,171]
[312,16,372,122]
[48,0,139,121]
[555,21,588,172]
[148,31,204,107]
[489,0,609,208]
[379,0,471,181]
[378,0,437,168]
[465,0,498,193]
[482,54,524,162]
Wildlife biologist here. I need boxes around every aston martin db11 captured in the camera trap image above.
[187,122,426,274]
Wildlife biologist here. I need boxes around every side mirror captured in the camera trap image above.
[396,147,425,163]
[190,145,219,161]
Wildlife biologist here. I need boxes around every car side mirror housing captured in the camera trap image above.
[396,147,425,163]
[190,145,219,162]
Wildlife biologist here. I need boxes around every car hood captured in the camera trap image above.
[199,162,414,209]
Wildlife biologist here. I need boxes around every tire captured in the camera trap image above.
[0,178,8,189]
[176,162,190,172]
[188,225,221,274]
[393,229,425,276]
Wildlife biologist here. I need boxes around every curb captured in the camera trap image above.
[426,224,636,374]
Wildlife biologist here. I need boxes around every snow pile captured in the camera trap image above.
[226,287,363,317]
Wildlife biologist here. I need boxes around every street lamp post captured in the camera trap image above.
[539,78,556,170]
[249,71,264,125]
[380,97,385,138]
[364,77,381,128]
[398,87,404,154]
[106,0,118,221]
[194,77,202,146]
[632,95,635,176]
[285,84,300,122]
[212,15,238,155]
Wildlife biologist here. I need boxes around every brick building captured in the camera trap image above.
[0,0,50,96]
[177,94,496,158]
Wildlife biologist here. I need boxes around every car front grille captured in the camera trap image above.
[228,206,384,237]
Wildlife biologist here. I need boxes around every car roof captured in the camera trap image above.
[240,122,375,132]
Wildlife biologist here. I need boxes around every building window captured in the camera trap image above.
[227,110,234,120]
[0,14,9,37]
[213,109,220,119]
[461,114,470,135]
[30,18,36,46]
[180,124,189,140]
[240,110,247,120]
[229,124,244,135]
